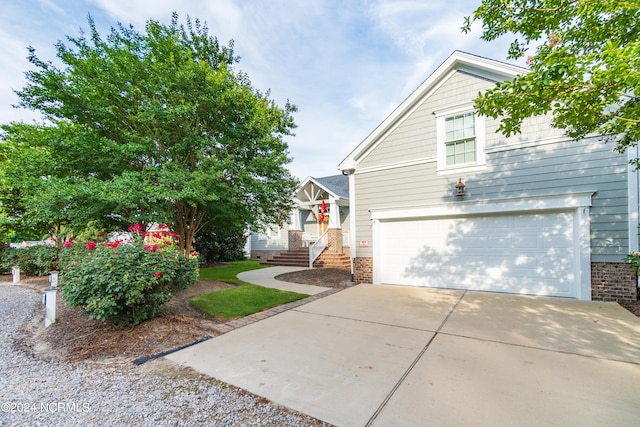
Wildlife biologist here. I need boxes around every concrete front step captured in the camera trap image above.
[264,249,351,269]
[313,253,351,269]
[313,262,351,269]
[263,260,310,267]
[263,250,310,267]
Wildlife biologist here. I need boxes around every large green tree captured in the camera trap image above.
[463,0,640,159]
[1,13,298,251]
[0,123,116,241]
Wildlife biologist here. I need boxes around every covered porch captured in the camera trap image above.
[267,175,351,269]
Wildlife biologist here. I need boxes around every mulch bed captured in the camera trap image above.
[619,300,640,317]
[4,275,232,362]
[274,268,351,289]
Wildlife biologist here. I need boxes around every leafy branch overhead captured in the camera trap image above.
[463,0,640,159]
[1,13,299,249]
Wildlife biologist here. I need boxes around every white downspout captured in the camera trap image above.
[348,171,357,284]
[627,145,640,290]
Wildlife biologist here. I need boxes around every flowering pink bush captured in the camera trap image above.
[128,223,143,234]
[61,237,75,248]
[58,225,199,328]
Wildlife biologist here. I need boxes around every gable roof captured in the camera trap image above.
[314,175,349,198]
[338,51,528,171]
[295,174,349,204]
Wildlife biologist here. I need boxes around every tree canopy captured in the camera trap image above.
[0,13,298,250]
[463,0,640,159]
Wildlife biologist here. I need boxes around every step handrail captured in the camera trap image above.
[309,229,329,268]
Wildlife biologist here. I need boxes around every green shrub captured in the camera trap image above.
[0,242,12,274]
[2,245,58,276]
[194,227,247,264]
[58,228,199,328]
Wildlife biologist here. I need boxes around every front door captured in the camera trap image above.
[319,215,329,236]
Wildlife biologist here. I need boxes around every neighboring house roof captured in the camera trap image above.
[338,50,528,171]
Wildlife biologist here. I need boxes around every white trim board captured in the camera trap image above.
[370,192,595,220]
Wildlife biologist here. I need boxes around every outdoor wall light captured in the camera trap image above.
[455,178,466,196]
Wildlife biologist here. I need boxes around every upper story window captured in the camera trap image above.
[436,106,486,175]
[445,112,476,166]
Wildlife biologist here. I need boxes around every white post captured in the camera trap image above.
[328,197,340,228]
[11,266,20,283]
[44,286,57,327]
[290,207,301,230]
[49,271,59,287]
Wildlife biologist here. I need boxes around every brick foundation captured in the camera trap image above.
[591,262,638,302]
[250,250,283,261]
[354,257,373,284]
[353,258,639,301]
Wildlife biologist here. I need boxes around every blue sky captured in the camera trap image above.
[0,0,525,179]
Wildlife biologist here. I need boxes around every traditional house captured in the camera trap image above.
[248,175,351,269]
[338,51,639,301]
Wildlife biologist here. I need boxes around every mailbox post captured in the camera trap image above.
[49,271,59,287]
[11,266,20,283]
[43,286,57,327]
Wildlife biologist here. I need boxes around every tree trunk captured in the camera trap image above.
[173,201,206,253]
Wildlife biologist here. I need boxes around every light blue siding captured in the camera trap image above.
[352,70,631,263]
[250,224,289,251]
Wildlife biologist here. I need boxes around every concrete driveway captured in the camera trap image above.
[166,282,640,426]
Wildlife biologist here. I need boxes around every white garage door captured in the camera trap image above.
[377,211,577,297]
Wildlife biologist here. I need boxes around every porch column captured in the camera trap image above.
[290,207,302,230]
[328,197,340,229]
[288,230,303,250]
[288,207,303,250]
[326,228,343,253]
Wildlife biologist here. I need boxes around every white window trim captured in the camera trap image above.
[435,105,486,176]
[258,225,281,240]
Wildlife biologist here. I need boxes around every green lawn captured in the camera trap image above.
[190,260,308,320]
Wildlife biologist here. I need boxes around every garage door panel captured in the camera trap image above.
[544,234,572,248]
[513,215,537,228]
[378,212,577,298]
[511,234,539,249]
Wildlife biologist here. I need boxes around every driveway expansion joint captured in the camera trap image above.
[291,308,440,332]
[364,290,467,427]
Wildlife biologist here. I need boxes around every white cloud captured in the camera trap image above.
[37,0,67,16]
[0,0,527,179]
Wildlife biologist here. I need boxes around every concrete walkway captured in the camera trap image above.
[237,266,330,295]
[167,271,640,427]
